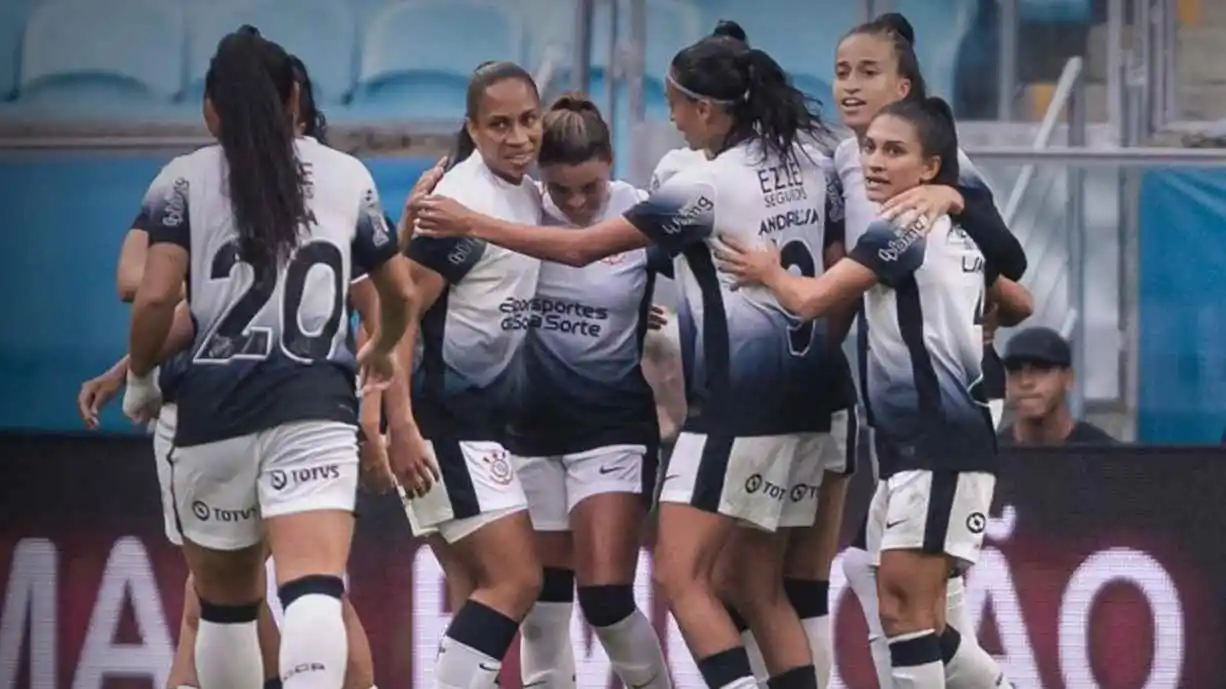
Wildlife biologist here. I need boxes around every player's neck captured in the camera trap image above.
[1013,407,1077,445]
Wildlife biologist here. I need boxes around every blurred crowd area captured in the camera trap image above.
[1,0,1225,443]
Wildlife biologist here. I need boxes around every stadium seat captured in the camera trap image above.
[352,0,524,121]
[185,0,357,105]
[16,0,184,114]
[696,0,856,108]
[893,0,977,100]
[1021,0,1092,23]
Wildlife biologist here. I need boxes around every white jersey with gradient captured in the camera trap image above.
[510,180,667,456]
[405,152,541,440]
[848,215,996,476]
[649,147,707,192]
[141,137,397,446]
[625,140,848,436]
[834,138,991,247]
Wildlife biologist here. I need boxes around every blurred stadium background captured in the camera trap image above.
[2,0,1226,442]
[3,1,1226,687]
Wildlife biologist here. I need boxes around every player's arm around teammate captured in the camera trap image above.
[399,61,549,689]
[725,97,1004,689]
[415,36,842,689]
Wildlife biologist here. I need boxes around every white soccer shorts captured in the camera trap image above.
[659,431,815,532]
[152,404,182,546]
[778,410,855,529]
[865,469,996,570]
[402,439,528,543]
[168,420,360,551]
[518,443,653,531]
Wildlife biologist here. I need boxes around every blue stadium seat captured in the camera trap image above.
[892,0,977,101]
[185,0,357,105]
[16,0,184,114]
[352,0,524,121]
[1021,0,1091,23]
[697,0,857,109]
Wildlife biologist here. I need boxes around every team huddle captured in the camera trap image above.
[77,12,1034,689]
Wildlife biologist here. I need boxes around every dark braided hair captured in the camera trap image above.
[204,25,308,268]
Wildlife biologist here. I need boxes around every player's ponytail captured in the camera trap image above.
[667,36,828,163]
[878,96,960,185]
[450,60,540,171]
[205,26,307,269]
[538,92,612,167]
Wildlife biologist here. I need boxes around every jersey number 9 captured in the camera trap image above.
[779,239,817,357]
[194,238,346,365]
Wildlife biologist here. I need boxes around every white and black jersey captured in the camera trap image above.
[848,216,996,477]
[510,181,667,456]
[142,137,398,447]
[625,141,853,436]
[405,152,542,441]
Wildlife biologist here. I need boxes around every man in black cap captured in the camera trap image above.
[998,326,1116,445]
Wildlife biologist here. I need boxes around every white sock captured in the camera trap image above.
[945,576,976,643]
[519,601,576,688]
[887,630,945,689]
[281,594,347,688]
[842,548,893,689]
[435,634,502,689]
[941,626,1009,689]
[740,630,768,685]
[592,610,671,688]
[195,609,262,689]
[801,615,833,689]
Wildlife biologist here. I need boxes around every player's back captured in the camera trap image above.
[170,138,389,446]
[651,141,844,436]
[406,151,542,440]
[855,215,995,475]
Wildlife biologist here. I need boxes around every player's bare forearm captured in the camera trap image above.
[357,323,384,431]
[990,277,1034,326]
[763,270,827,321]
[157,301,195,360]
[472,215,647,267]
[382,320,418,433]
[129,297,176,377]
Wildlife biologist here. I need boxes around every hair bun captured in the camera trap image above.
[236,24,262,38]
[925,96,956,123]
[550,91,600,115]
[712,19,748,43]
[875,12,915,46]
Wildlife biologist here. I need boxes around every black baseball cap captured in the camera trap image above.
[1002,326,1072,369]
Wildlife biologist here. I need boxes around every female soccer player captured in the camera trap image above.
[829,14,1029,689]
[647,21,856,689]
[122,27,414,689]
[413,35,839,689]
[397,60,546,689]
[716,95,1007,689]
[504,93,671,689]
[78,50,388,689]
